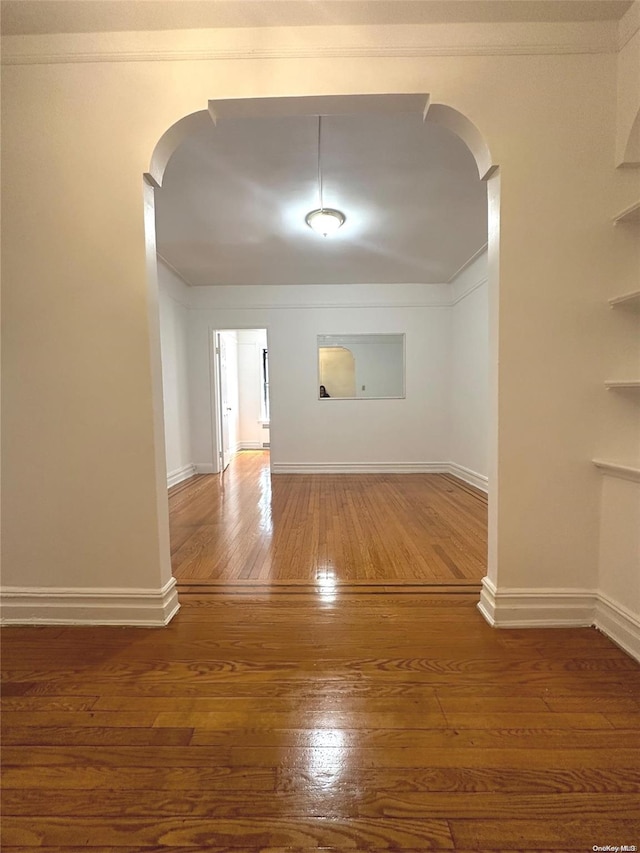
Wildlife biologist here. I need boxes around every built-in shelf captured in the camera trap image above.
[602,193,639,488]
[609,290,640,310]
[613,200,640,224]
[605,380,640,389]
[593,459,640,482]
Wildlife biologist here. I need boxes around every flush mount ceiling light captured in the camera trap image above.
[305,116,346,237]
[305,207,345,235]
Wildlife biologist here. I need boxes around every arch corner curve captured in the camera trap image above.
[147,109,215,190]
[425,102,496,183]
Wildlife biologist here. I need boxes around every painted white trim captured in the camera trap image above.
[613,199,640,223]
[477,577,596,628]
[448,462,488,491]
[167,463,197,488]
[593,459,640,482]
[595,593,640,663]
[187,282,450,310]
[477,580,640,664]
[0,578,180,627]
[605,380,640,389]
[271,460,487,484]
[450,275,488,306]
[237,442,264,451]
[159,280,496,311]
[1,23,619,67]
[608,289,640,308]
[447,244,488,284]
[156,253,194,290]
[190,298,452,310]
[271,462,450,474]
[194,463,216,475]
[477,577,499,625]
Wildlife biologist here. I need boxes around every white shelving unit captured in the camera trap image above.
[593,459,640,483]
[609,289,640,310]
[594,200,640,476]
[613,200,640,223]
[605,285,640,391]
[605,380,640,389]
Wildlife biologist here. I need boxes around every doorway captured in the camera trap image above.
[152,94,496,597]
[212,328,270,473]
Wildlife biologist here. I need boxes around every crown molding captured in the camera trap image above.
[447,242,488,284]
[450,276,488,305]
[1,21,620,66]
[186,282,455,310]
[191,300,453,310]
[157,253,195,289]
[175,278,493,311]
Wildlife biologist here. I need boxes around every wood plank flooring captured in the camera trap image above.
[169,451,487,586]
[2,589,640,850]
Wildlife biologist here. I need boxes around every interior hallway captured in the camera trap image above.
[169,451,487,589]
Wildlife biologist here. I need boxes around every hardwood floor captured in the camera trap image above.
[2,589,640,850]
[169,451,487,587]
[4,457,638,849]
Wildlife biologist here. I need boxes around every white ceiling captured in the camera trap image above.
[154,111,488,286]
[1,0,633,35]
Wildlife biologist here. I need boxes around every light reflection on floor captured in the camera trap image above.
[316,567,338,602]
[306,725,348,788]
[257,465,273,534]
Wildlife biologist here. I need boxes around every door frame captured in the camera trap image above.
[210,326,271,474]
[214,331,233,472]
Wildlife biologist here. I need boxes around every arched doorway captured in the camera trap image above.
[145,94,499,605]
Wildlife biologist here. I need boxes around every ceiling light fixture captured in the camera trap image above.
[305,116,346,237]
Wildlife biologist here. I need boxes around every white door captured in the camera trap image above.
[217,332,233,471]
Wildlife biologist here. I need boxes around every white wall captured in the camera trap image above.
[187,284,452,472]
[157,260,194,486]
[450,252,489,488]
[176,281,489,479]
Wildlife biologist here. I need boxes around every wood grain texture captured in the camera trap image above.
[169,451,487,585]
[2,590,639,850]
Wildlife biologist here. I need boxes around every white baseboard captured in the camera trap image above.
[194,463,216,474]
[269,461,487,484]
[0,578,180,627]
[237,442,263,450]
[477,577,596,628]
[447,462,488,492]
[478,578,640,663]
[271,462,450,474]
[595,592,640,663]
[167,463,196,488]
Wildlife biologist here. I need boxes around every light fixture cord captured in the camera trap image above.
[317,115,324,212]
